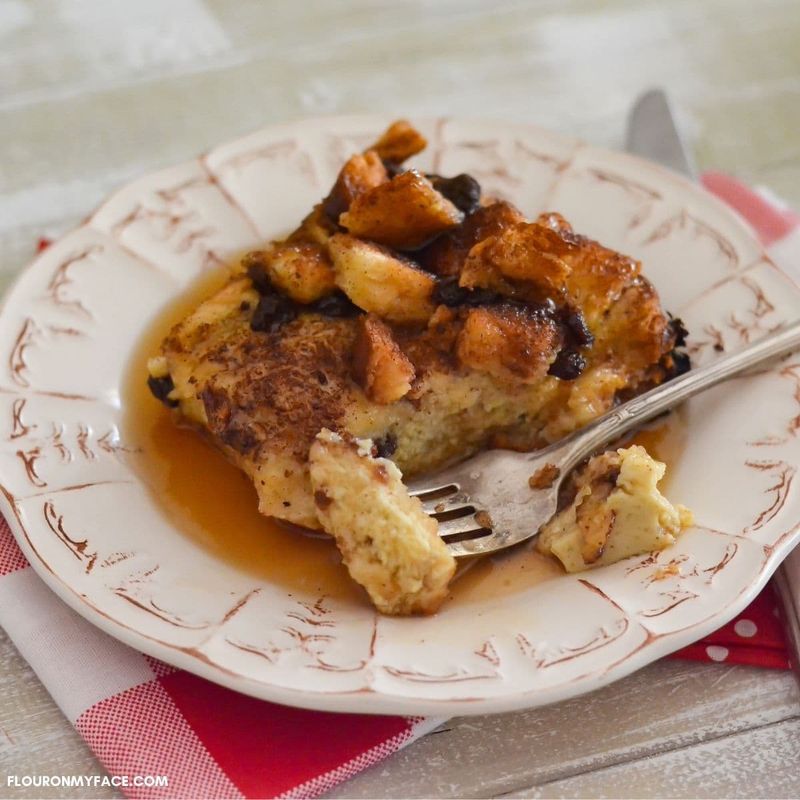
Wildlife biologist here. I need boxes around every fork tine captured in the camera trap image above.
[447,539,491,558]
[446,531,509,558]
[430,502,475,519]
[408,483,459,501]
[418,496,472,514]
[437,515,487,539]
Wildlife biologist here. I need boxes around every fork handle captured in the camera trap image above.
[558,319,800,470]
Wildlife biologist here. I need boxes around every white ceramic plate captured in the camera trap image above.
[2,115,800,716]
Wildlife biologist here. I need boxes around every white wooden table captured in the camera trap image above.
[2,1,800,797]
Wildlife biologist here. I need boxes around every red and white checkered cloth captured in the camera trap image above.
[1,173,799,799]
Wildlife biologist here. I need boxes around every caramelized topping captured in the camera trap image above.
[322,150,388,220]
[456,304,562,384]
[340,170,463,250]
[232,120,687,394]
[418,200,527,277]
[459,222,575,303]
[368,120,428,163]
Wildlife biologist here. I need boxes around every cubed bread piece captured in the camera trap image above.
[459,222,574,302]
[558,234,641,327]
[535,211,575,235]
[322,150,389,219]
[328,233,436,323]
[288,203,339,247]
[259,242,336,304]
[369,120,428,163]
[591,276,673,377]
[456,304,561,383]
[418,200,527,277]
[340,170,463,250]
[537,445,693,572]
[309,429,456,615]
[352,315,416,404]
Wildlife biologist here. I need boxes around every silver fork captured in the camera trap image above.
[408,320,800,557]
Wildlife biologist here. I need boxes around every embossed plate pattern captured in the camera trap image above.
[2,116,799,715]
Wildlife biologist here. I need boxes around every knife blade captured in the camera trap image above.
[626,88,800,682]
[626,88,697,179]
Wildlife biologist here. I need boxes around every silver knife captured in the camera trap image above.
[626,88,800,681]
[626,88,697,178]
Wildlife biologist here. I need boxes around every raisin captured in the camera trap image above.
[373,433,398,458]
[668,314,689,347]
[321,187,349,222]
[670,350,692,377]
[314,489,333,510]
[428,173,482,214]
[559,306,594,347]
[147,374,178,407]
[548,349,586,381]
[244,255,273,295]
[434,277,467,306]
[311,291,361,318]
[434,277,499,307]
[251,293,298,332]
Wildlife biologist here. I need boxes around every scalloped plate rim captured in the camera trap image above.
[1,113,798,716]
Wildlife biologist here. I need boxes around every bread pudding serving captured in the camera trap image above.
[147,120,691,614]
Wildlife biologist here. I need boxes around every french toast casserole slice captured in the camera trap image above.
[147,120,689,614]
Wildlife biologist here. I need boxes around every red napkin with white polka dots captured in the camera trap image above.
[0,172,797,800]
[671,581,790,668]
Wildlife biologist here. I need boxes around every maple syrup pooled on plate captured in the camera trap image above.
[122,265,687,609]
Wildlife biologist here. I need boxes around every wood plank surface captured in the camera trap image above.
[2,1,800,798]
[511,719,800,799]
[328,661,800,798]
